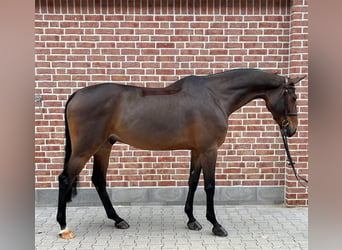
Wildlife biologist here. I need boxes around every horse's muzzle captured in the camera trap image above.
[281,118,297,137]
[287,127,297,137]
[282,124,297,137]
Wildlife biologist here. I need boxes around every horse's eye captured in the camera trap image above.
[290,92,297,101]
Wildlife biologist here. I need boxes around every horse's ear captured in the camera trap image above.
[290,76,306,84]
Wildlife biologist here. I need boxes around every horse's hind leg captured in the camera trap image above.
[92,140,129,229]
[57,155,91,239]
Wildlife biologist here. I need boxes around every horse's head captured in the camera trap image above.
[265,76,306,137]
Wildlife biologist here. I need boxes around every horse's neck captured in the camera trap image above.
[223,87,265,116]
[207,75,275,116]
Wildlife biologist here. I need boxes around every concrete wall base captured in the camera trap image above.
[35,186,284,207]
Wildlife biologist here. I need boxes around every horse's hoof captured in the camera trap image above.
[212,225,228,237]
[187,220,202,231]
[59,228,75,239]
[115,220,130,229]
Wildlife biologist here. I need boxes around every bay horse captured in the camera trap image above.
[57,68,305,239]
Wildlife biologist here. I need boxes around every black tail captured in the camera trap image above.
[64,92,78,202]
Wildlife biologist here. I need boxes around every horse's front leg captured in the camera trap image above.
[185,150,202,231]
[201,148,228,237]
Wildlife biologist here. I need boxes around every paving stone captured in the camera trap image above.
[35,205,307,249]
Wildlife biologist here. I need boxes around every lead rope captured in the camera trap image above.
[281,128,308,187]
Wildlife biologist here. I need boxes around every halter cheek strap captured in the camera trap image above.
[283,78,298,117]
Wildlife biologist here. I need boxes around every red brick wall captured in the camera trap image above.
[35,0,308,206]
[286,0,308,206]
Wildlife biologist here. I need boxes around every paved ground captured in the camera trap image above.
[35,205,307,250]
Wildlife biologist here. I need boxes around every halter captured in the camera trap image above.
[282,78,297,125]
[280,77,308,186]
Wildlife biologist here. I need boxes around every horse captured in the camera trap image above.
[56,68,305,239]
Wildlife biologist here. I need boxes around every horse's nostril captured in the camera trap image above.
[282,120,289,127]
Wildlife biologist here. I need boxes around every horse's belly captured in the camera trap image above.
[113,130,191,150]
